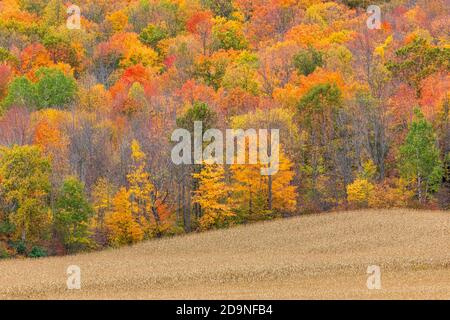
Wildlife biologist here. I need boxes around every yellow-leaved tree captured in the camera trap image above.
[346,178,375,208]
[228,108,299,219]
[127,139,153,225]
[269,153,297,212]
[127,139,173,237]
[91,177,115,245]
[105,187,144,246]
[192,164,234,230]
[346,160,377,208]
[231,150,297,220]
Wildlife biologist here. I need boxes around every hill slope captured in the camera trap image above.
[1,209,450,299]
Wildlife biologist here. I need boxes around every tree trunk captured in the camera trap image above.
[182,173,191,232]
[268,174,272,211]
[417,174,423,203]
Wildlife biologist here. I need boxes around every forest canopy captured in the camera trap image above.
[0,0,449,258]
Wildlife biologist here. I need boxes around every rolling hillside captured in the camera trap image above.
[1,209,450,299]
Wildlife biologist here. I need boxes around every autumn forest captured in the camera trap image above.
[0,0,449,258]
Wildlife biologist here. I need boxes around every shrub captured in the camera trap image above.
[28,246,47,258]
[12,240,27,255]
[0,247,10,259]
[368,178,415,208]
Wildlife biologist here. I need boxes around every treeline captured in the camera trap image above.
[0,0,449,258]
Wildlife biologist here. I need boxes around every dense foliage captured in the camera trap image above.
[0,0,448,258]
